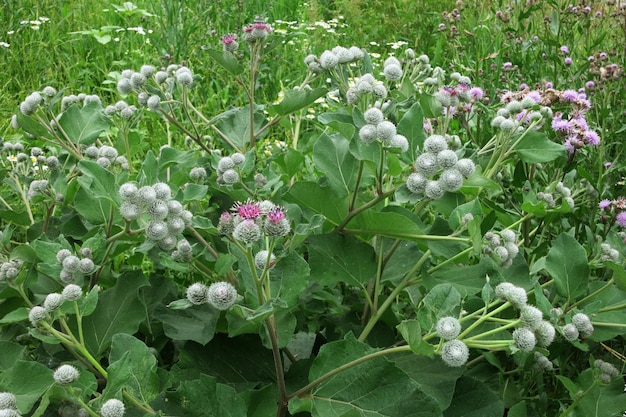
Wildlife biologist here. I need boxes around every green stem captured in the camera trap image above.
[569,278,614,310]
[464,319,520,341]
[287,345,412,400]
[458,301,513,339]
[358,250,432,342]
[334,187,397,232]
[557,381,598,417]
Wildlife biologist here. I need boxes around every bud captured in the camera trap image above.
[56,249,72,263]
[415,153,439,177]
[43,293,64,312]
[29,306,48,326]
[359,124,378,144]
[62,284,83,301]
[520,305,543,330]
[424,135,448,153]
[62,256,81,273]
[53,364,80,385]
[0,392,17,410]
[383,64,403,81]
[513,327,536,352]
[376,121,396,143]
[186,283,209,305]
[441,340,469,367]
[436,317,462,340]
[440,169,464,192]
[78,258,95,274]
[152,182,171,200]
[364,107,384,125]
[561,323,579,341]
[233,220,261,244]
[254,250,276,270]
[436,149,458,168]
[207,282,238,310]
[100,399,125,417]
[425,180,444,200]
[146,221,169,241]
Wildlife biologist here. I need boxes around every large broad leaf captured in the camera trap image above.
[513,131,566,163]
[543,233,589,299]
[0,341,25,371]
[77,160,119,204]
[442,376,504,417]
[397,101,426,161]
[212,106,266,150]
[0,361,53,414]
[273,87,328,115]
[298,334,441,417]
[57,101,110,145]
[346,206,426,240]
[307,234,377,288]
[425,259,503,297]
[285,181,348,226]
[422,284,462,320]
[390,353,464,411]
[82,270,149,356]
[153,303,220,345]
[102,334,160,403]
[169,334,275,388]
[207,48,244,75]
[318,111,356,140]
[159,374,248,417]
[313,133,359,198]
[15,112,53,139]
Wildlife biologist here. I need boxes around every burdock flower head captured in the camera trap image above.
[264,206,290,237]
[221,34,239,52]
[243,19,271,42]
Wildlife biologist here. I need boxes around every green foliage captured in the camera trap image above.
[0,1,626,417]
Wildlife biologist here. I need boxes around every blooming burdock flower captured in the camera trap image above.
[221,34,238,52]
[232,199,261,219]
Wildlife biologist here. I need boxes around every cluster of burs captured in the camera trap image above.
[13,86,102,121]
[83,144,129,170]
[118,182,193,261]
[406,134,476,199]
[483,229,519,268]
[113,64,195,114]
[215,152,246,185]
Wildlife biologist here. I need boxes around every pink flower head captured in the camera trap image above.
[222,34,237,45]
[616,211,626,228]
[599,199,612,210]
[564,57,572,66]
[267,206,286,223]
[526,91,542,103]
[232,199,261,219]
[584,130,600,146]
[220,211,231,222]
[560,46,569,55]
[551,118,571,132]
[252,21,272,32]
[469,87,483,100]
[544,81,554,88]
[562,89,578,102]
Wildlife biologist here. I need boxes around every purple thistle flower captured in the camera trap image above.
[599,199,612,210]
[564,57,572,66]
[469,87,483,100]
[232,199,261,219]
[551,118,571,132]
[617,212,626,228]
[585,81,595,89]
[584,130,600,145]
[560,46,569,54]
[588,55,595,62]
[544,81,554,88]
[267,207,286,223]
[526,91,542,103]
[562,90,578,102]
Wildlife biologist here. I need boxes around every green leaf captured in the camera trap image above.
[207,48,244,75]
[307,335,441,417]
[422,284,462,320]
[513,131,566,163]
[0,307,29,324]
[82,270,149,356]
[77,160,119,204]
[397,102,425,161]
[397,320,434,356]
[544,233,589,299]
[442,376,504,417]
[166,374,248,417]
[273,87,328,115]
[390,353,464,410]
[212,105,266,150]
[0,341,26,371]
[313,133,359,198]
[345,206,426,240]
[153,303,220,344]
[285,181,348,225]
[183,183,208,202]
[318,111,357,139]
[102,334,160,403]
[268,251,310,307]
[57,101,110,145]
[15,112,53,139]
[0,361,53,414]
[307,233,377,288]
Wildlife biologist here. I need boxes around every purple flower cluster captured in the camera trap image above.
[599,197,626,228]
[217,199,291,244]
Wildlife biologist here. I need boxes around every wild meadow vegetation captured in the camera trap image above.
[1,0,626,416]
